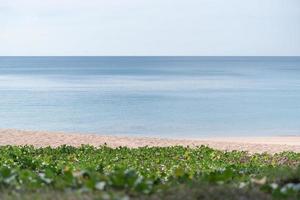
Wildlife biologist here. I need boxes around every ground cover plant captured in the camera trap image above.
[1,145,300,199]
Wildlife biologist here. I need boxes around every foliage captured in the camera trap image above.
[0,145,300,199]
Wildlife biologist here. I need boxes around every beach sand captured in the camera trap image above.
[1,129,300,153]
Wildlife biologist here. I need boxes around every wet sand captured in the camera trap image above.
[1,129,300,153]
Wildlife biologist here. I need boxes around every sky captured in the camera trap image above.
[0,0,299,56]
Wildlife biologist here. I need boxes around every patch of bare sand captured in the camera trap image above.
[1,129,300,153]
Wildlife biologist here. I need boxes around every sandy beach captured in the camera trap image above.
[1,129,300,153]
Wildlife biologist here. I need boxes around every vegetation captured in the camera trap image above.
[1,145,300,199]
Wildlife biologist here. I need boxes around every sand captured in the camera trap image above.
[1,129,300,153]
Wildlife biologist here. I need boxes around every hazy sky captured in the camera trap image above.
[0,0,299,56]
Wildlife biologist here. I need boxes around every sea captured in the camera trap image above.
[0,56,300,138]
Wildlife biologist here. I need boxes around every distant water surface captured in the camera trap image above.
[0,57,300,137]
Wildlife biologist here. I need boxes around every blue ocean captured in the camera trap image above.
[0,57,300,137]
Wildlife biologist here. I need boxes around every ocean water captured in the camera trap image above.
[0,56,300,138]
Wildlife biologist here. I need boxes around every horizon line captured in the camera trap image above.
[1,55,300,57]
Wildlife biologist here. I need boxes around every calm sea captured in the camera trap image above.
[0,57,300,137]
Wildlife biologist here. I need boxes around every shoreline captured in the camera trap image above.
[1,129,300,153]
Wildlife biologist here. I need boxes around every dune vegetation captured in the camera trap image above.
[0,145,300,199]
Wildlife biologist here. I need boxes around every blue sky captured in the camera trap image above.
[0,0,299,56]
